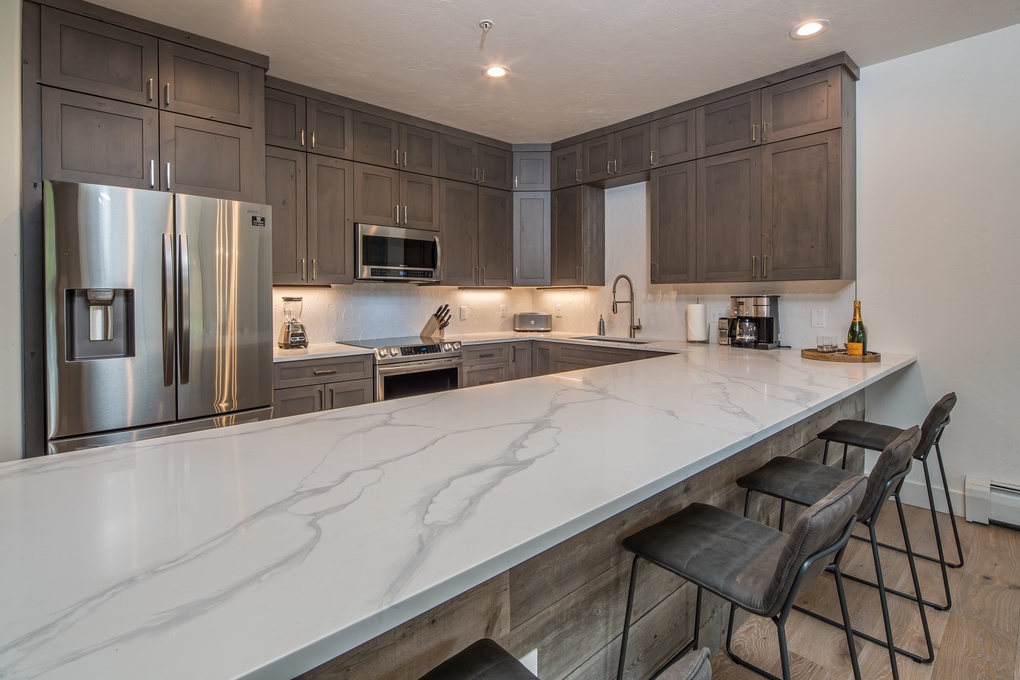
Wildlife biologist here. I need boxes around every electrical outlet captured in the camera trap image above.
[554,304,563,318]
[459,305,467,321]
[811,309,825,328]
[711,308,725,320]
[499,304,506,318]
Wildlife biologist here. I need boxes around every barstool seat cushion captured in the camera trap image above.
[817,420,903,452]
[419,639,536,680]
[737,456,858,507]
[669,646,713,680]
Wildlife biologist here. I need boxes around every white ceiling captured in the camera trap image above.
[91,0,1020,143]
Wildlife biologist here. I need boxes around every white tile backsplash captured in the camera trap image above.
[278,183,858,348]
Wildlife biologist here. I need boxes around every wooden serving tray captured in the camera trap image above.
[801,349,881,363]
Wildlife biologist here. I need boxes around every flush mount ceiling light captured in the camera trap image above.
[482,64,510,79]
[790,19,830,39]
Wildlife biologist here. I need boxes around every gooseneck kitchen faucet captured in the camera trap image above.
[611,274,642,338]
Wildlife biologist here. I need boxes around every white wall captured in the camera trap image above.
[859,23,1020,510]
[0,0,23,463]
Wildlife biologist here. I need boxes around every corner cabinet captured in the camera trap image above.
[551,186,605,286]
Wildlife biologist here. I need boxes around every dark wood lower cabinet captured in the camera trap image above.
[272,356,375,418]
[509,342,531,380]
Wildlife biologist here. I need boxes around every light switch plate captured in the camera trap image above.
[459,306,467,321]
[811,309,825,328]
[554,304,563,318]
[499,304,506,318]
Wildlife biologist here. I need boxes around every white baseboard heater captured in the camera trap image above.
[965,476,1020,529]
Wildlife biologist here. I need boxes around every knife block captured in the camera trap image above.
[420,317,445,340]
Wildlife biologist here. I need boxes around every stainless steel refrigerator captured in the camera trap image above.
[44,181,273,454]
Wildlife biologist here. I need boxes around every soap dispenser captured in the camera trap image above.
[598,314,606,336]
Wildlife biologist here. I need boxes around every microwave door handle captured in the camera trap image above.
[162,234,175,386]
[178,234,191,385]
[433,234,441,273]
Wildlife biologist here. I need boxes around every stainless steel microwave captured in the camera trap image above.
[355,223,441,282]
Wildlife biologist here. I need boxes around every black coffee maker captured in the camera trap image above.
[728,295,780,349]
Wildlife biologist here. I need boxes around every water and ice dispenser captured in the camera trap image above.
[65,288,135,360]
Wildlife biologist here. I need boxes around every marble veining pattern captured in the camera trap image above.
[0,345,913,679]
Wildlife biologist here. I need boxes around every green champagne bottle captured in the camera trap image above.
[847,300,867,356]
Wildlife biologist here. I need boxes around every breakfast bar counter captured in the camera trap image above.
[0,345,914,679]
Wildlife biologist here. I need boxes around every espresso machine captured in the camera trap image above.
[728,295,780,349]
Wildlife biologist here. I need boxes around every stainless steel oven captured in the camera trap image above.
[340,337,462,401]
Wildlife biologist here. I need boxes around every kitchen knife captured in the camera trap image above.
[439,320,450,330]
[435,306,443,319]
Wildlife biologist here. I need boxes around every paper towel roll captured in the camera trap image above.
[686,304,708,342]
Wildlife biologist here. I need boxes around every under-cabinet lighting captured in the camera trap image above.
[535,286,589,290]
[791,19,829,39]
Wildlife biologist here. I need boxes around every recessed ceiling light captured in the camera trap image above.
[790,19,830,39]
[483,65,510,80]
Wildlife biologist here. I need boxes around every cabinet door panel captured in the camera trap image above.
[327,378,374,409]
[762,68,842,143]
[160,112,254,201]
[552,144,582,189]
[353,112,398,166]
[463,364,507,387]
[159,41,252,127]
[273,385,324,418]
[616,126,650,175]
[696,149,761,282]
[531,342,553,377]
[513,192,551,286]
[308,101,353,159]
[353,163,399,226]
[650,111,695,166]
[439,135,476,183]
[400,173,440,231]
[513,151,550,191]
[696,91,761,157]
[762,131,841,280]
[41,7,158,107]
[265,89,306,150]
[478,188,512,285]
[308,155,355,284]
[439,180,478,285]
[478,144,512,190]
[401,125,440,174]
[509,343,532,380]
[650,162,696,283]
[266,147,307,284]
[42,88,158,189]
[582,135,613,182]
[551,187,582,285]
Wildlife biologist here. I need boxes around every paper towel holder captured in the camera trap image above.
[686,301,710,343]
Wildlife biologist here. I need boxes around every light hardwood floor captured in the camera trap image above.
[660,503,1020,680]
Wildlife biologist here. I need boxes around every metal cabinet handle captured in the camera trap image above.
[319,386,324,411]
[313,369,337,376]
[178,234,190,384]
[607,161,612,175]
[615,158,620,173]
[514,266,519,281]
[514,175,518,188]
[395,205,399,223]
[164,83,170,107]
[166,162,171,189]
[312,258,317,280]
[302,258,307,281]
[576,266,582,283]
[301,129,306,147]
[511,346,517,362]
[311,131,316,149]
[479,352,495,359]
[473,265,479,283]
[481,267,485,284]
[403,151,407,167]
[394,149,399,166]
[150,160,155,188]
[752,124,758,142]
[763,255,769,279]
[161,234,175,386]
[752,255,758,279]
[650,149,656,165]
[762,122,768,142]
[575,168,582,182]
[147,78,154,102]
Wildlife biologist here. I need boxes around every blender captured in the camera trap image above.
[277,296,308,349]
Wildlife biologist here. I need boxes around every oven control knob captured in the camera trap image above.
[376,348,387,359]
[452,342,461,350]
[388,347,399,357]
[443,343,451,351]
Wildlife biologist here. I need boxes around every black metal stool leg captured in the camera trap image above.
[832,564,863,680]
[895,492,935,662]
[616,555,640,680]
[869,522,901,680]
[934,440,965,568]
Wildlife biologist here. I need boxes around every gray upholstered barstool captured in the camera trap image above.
[418,638,712,680]
[736,426,926,680]
[818,393,961,610]
[617,476,866,680]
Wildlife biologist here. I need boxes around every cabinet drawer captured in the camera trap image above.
[463,364,507,388]
[274,355,373,389]
[462,343,509,365]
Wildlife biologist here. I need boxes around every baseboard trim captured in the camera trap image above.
[897,477,965,518]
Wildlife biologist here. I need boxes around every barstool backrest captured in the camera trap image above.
[766,475,866,616]
[914,393,957,460]
[859,425,922,520]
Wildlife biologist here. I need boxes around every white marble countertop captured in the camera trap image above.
[0,344,915,679]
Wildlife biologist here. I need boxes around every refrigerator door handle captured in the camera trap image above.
[179,234,191,385]
[162,234,175,386]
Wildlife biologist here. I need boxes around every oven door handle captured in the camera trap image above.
[377,358,461,374]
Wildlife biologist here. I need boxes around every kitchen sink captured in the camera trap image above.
[572,336,654,345]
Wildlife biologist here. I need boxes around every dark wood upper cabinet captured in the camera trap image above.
[649,162,696,284]
[265,147,307,284]
[41,87,159,189]
[582,135,614,183]
[582,127,649,182]
[761,68,845,143]
[158,42,254,127]
[160,111,254,201]
[307,155,355,283]
[761,130,842,280]
[400,172,440,231]
[477,145,512,190]
[308,101,353,159]
[265,89,306,151]
[696,91,762,157]
[439,134,476,182]
[696,148,762,282]
[400,125,440,175]
[353,111,399,166]
[353,163,400,226]
[513,192,551,286]
[478,188,512,285]
[513,150,550,191]
[650,111,695,167]
[40,7,158,107]
[439,180,478,285]
[552,144,583,189]
[551,185,604,286]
